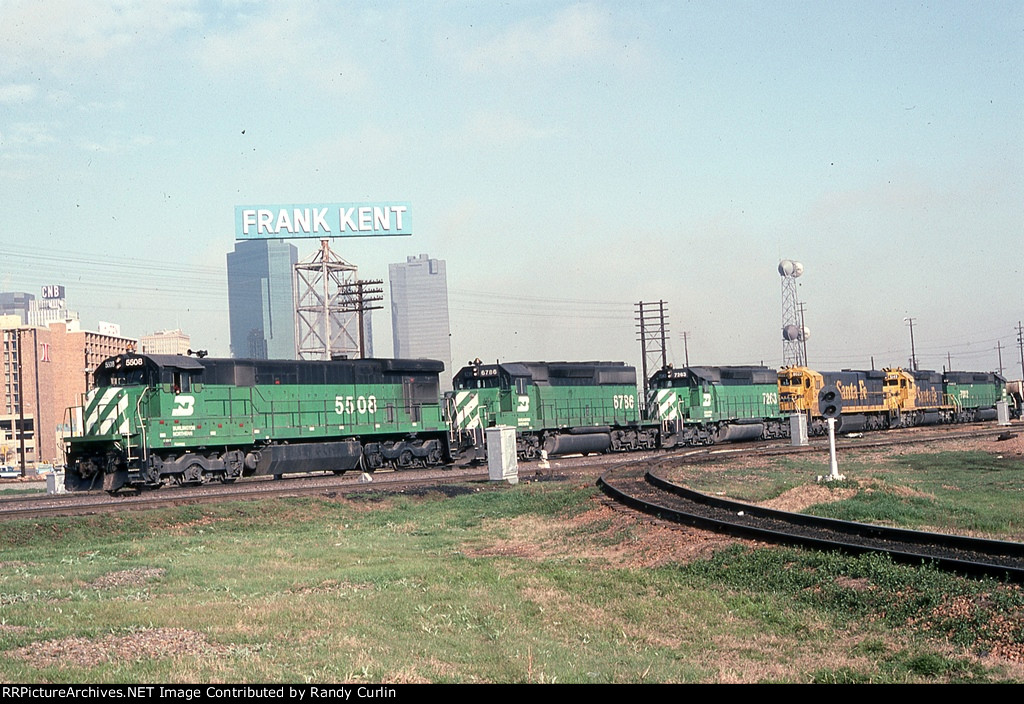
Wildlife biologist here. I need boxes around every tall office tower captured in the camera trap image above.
[389,254,453,390]
[0,292,34,324]
[227,239,298,359]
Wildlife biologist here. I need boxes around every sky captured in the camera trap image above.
[1,0,1022,379]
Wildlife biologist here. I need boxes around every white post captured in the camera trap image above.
[822,417,845,482]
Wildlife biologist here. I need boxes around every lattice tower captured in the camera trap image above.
[295,240,361,360]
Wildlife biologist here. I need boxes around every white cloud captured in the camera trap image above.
[195,4,368,94]
[453,4,622,74]
[462,111,560,146]
[1,123,58,147]
[78,134,156,154]
[0,0,201,77]
[0,83,38,103]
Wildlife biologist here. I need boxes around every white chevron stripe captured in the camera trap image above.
[85,388,121,434]
[652,390,678,421]
[455,391,480,430]
[97,392,129,436]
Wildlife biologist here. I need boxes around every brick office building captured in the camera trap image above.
[0,319,134,470]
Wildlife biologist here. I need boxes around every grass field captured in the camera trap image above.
[0,449,1023,683]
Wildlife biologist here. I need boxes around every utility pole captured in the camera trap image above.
[680,331,690,367]
[996,340,1004,375]
[798,302,809,368]
[905,317,918,371]
[636,300,669,398]
[338,280,384,359]
[1017,321,1024,380]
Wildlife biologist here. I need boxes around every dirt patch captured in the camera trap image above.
[167,514,229,535]
[464,498,741,569]
[9,628,232,668]
[833,576,873,591]
[89,567,166,590]
[977,432,1024,457]
[914,591,1024,665]
[758,477,932,514]
[761,484,857,512]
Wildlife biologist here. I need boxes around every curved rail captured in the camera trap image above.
[598,457,1024,582]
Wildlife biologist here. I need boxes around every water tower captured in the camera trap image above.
[779,259,809,367]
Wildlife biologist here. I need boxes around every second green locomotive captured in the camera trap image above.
[449,360,659,460]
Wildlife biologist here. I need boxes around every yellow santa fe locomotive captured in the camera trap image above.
[778,365,1008,435]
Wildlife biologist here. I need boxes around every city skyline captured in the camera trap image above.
[1,2,1021,377]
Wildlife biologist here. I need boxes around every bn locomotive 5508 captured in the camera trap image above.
[65,353,449,492]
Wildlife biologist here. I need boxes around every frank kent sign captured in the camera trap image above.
[235,202,411,239]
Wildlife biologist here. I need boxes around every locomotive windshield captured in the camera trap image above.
[93,353,204,390]
[454,376,501,390]
[94,357,154,388]
[103,369,149,387]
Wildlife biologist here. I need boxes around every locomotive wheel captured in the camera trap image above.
[183,462,205,484]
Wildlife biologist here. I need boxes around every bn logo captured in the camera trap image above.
[171,395,195,417]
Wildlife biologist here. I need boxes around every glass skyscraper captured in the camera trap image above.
[226,239,298,359]
[389,254,453,390]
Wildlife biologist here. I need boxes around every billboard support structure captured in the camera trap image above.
[295,240,361,360]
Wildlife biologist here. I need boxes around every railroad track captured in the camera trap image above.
[598,446,1024,582]
[0,466,493,521]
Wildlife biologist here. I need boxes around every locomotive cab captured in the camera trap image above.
[94,353,205,392]
[777,366,823,415]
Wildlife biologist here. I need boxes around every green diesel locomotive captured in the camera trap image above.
[65,353,449,492]
[646,365,788,445]
[449,360,659,460]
